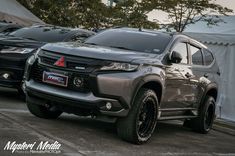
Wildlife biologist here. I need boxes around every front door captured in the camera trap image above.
[161,42,195,109]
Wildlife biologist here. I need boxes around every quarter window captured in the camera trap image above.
[204,49,214,65]
[190,45,203,65]
[172,42,188,64]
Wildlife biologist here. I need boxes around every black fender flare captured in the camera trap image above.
[130,74,165,108]
[198,82,218,111]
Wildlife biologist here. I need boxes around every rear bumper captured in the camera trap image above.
[25,80,129,117]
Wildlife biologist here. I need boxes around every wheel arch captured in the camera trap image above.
[131,76,164,107]
[199,83,218,111]
[141,81,163,104]
[206,88,218,102]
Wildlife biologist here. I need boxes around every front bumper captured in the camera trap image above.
[0,66,24,88]
[0,76,22,88]
[0,53,31,88]
[25,80,129,117]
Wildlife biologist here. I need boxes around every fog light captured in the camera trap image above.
[2,73,10,79]
[73,77,83,88]
[106,102,112,110]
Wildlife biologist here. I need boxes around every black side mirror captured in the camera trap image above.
[170,51,182,63]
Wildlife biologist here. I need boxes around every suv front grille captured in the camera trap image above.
[30,64,91,93]
[38,50,108,73]
[40,56,57,66]
[31,64,43,83]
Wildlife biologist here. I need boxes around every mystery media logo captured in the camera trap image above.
[3,141,61,154]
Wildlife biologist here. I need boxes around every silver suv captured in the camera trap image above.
[24,28,220,144]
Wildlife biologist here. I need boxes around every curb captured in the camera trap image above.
[213,119,235,136]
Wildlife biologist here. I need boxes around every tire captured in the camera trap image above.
[117,88,158,144]
[27,102,62,119]
[17,87,24,95]
[17,88,26,100]
[184,95,216,133]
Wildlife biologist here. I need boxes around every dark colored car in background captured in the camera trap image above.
[0,25,95,94]
[0,21,22,35]
[24,28,219,144]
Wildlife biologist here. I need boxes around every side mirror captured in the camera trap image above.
[170,51,182,63]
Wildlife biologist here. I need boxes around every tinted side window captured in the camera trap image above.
[190,45,203,65]
[172,42,188,64]
[204,49,214,65]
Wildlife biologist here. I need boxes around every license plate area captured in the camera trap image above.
[42,71,68,87]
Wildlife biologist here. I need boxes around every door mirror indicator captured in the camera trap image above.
[170,51,183,63]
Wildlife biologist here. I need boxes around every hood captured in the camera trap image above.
[41,42,161,63]
[0,36,45,48]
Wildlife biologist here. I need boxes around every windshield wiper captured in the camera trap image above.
[24,37,37,41]
[85,42,98,45]
[85,43,132,51]
[109,46,132,51]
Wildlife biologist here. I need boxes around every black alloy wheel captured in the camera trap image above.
[117,88,158,144]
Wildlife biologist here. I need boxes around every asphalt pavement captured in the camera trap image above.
[0,87,235,156]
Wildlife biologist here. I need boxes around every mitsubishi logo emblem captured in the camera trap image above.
[54,56,65,67]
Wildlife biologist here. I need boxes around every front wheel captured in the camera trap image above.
[17,87,26,100]
[117,88,158,144]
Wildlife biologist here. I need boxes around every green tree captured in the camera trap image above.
[153,0,233,32]
[18,0,74,27]
[110,0,159,29]
[17,0,110,29]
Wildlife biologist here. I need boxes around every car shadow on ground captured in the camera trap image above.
[56,113,190,138]
[0,86,191,139]
[0,86,195,144]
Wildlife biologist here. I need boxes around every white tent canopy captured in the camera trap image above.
[185,32,235,122]
[185,16,235,34]
[0,0,44,26]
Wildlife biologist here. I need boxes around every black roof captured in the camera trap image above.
[8,25,95,43]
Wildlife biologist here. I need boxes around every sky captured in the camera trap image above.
[103,0,235,23]
[147,0,235,23]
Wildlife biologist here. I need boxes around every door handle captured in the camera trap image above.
[185,72,192,78]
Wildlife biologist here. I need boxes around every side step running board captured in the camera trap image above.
[159,108,197,112]
[158,115,196,121]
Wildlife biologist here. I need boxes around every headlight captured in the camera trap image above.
[26,48,40,65]
[100,62,139,71]
[27,55,36,65]
[0,47,34,54]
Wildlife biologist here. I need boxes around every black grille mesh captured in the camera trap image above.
[30,64,90,93]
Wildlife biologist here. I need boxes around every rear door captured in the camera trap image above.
[187,44,205,108]
[189,44,217,108]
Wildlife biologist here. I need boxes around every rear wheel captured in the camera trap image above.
[184,95,216,133]
[27,102,62,119]
[117,89,158,144]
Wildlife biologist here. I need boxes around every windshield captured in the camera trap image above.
[85,29,172,54]
[9,26,73,42]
